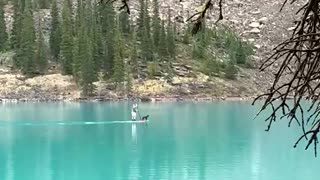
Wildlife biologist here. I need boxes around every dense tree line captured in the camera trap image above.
[0,0,252,96]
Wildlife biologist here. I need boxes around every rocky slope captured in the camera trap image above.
[0,0,305,101]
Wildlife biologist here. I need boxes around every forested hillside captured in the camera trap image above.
[0,0,295,101]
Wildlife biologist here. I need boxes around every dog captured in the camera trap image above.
[141,115,149,120]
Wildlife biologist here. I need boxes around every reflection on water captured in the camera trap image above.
[131,124,137,144]
[0,102,318,180]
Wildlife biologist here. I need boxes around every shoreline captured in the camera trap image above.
[0,95,259,103]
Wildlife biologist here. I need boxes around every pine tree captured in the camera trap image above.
[152,0,160,49]
[49,0,61,61]
[119,11,130,37]
[18,3,36,76]
[60,0,73,75]
[80,35,96,96]
[136,0,145,41]
[35,20,47,74]
[0,0,8,51]
[92,3,104,73]
[140,0,153,62]
[72,0,84,81]
[99,3,115,77]
[10,0,22,52]
[112,20,125,88]
[166,9,176,59]
[158,20,168,58]
[130,31,139,77]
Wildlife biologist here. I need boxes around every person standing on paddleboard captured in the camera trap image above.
[131,102,138,121]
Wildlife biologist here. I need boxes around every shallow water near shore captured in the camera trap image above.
[0,101,317,180]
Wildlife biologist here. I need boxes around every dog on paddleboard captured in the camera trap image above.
[141,115,149,120]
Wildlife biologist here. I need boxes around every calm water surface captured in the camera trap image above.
[0,101,317,180]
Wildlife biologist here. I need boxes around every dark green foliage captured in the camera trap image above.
[10,0,22,51]
[37,0,51,9]
[0,0,7,51]
[119,11,130,36]
[130,31,139,77]
[18,7,36,76]
[136,0,145,41]
[80,36,96,96]
[35,22,47,74]
[99,3,115,77]
[139,0,153,62]
[49,0,61,61]
[158,20,168,58]
[112,21,125,87]
[60,0,73,75]
[73,1,97,96]
[152,0,160,49]
[6,0,254,92]
[166,19,176,59]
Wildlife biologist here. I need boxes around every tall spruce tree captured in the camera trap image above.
[140,0,153,62]
[119,11,130,37]
[158,20,168,58]
[112,19,125,88]
[10,0,22,52]
[136,0,145,41]
[49,0,61,61]
[99,3,115,77]
[152,0,160,50]
[35,20,47,74]
[92,2,104,73]
[0,0,8,51]
[166,9,176,59]
[18,2,36,76]
[130,31,139,77]
[60,0,73,75]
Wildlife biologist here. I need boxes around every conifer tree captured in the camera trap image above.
[136,0,145,41]
[130,31,139,77]
[49,0,61,61]
[158,20,168,58]
[152,0,160,49]
[35,20,47,74]
[60,0,73,75]
[112,20,125,88]
[119,11,130,37]
[99,3,115,77]
[80,35,96,96]
[0,0,8,51]
[92,3,104,73]
[10,0,22,52]
[18,2,36,76]
[166,9,176,59]
[140,0,153,62]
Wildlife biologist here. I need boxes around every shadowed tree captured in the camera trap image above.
[0,0,8,51]
[49,0,61,61]
[60,0,73,75]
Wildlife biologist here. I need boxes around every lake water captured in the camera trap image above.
[0,101,317,180]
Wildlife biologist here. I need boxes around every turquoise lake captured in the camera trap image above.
[0,101,317,180]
